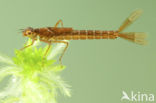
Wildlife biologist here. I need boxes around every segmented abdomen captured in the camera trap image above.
[53,30,118,40]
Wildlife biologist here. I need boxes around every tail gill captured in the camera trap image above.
[117,9,147,45]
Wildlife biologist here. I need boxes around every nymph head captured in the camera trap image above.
[22,27,35,38]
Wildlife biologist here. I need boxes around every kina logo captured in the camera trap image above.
[121,91,154,102]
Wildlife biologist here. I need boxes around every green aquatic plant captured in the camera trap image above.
[0,39,71,103]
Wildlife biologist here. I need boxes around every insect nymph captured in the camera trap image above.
[21,10,146,65]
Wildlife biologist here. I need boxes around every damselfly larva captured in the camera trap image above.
[21,9,147,65]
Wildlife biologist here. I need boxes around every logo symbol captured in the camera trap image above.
[121,91,130,101]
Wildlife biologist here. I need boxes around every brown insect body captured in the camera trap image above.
[31,27,118,42]
[21,10,146,65]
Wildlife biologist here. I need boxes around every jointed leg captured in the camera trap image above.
[52,41,69,65]
[44,43,52,57]
[39,39,52,57]
[40,39,68,65]
[20,39,35,50]
[54,19,63,28]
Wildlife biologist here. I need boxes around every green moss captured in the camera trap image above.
[0,39,70,103]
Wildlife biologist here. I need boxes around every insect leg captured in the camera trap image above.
[20,39,35,50]
[39,39,52,57]
[52,40,68,65]
[54,19,63,27]
[44,43,52,57]
[40,39,68,65]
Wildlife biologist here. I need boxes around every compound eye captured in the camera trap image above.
[26,31,32,35]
